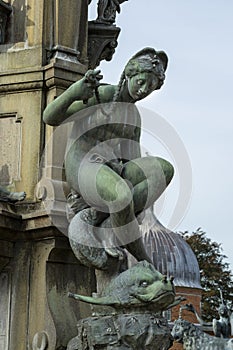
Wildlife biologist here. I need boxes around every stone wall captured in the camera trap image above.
[172,286,202,322]
[0,205,96,350]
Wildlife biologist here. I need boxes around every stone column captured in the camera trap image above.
[44,0,88,65]
[0,0,89,200]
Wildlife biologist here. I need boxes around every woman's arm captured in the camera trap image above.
[43,70,115,126]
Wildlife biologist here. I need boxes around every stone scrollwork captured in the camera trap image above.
[0,0,12,44]
[32,332,49,350]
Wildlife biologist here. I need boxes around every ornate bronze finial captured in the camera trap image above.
[96,0,128,25]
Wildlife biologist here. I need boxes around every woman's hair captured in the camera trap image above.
[113,47,168,102]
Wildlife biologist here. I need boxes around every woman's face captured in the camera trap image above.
[127,72,160,101]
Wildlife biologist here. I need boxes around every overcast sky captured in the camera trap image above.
[88,1,233,269]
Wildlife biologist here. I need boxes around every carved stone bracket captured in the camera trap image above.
[87,21,120,69]
[0,0,12,44]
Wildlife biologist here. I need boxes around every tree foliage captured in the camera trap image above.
[180,228,233,322]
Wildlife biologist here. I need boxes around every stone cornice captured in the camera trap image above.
[0,59,87,93]
[0,203,68,239]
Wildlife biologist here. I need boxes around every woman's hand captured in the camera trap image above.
[69,69,103,104]
[43,69,104,125]
[84,69,103,87]
[83,69,103,104]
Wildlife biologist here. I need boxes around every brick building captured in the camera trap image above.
[140,207,203,348]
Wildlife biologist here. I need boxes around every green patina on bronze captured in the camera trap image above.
[66,261,183,349]
[43,47,181,350]
[0,185,26,203]
[68,261,182,313]
[43,47,174,266]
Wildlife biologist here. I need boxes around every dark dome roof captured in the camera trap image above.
[140,208,201,289]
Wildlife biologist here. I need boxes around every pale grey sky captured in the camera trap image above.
[89,1,233,268]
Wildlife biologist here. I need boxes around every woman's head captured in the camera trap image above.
[112,47,168,103]
[124,47,168,90]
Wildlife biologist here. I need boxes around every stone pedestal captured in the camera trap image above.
[67,313,173,350]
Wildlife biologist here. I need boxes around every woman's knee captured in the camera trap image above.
[108,181,133,213]
[96,172,132,212]
[156,157,174,185]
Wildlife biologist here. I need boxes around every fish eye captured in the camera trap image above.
[140,281,148,287]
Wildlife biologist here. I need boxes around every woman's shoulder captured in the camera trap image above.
[98,84,117,102]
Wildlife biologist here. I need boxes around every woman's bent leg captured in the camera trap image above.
[78,162,151,262]
[123,156,174,213]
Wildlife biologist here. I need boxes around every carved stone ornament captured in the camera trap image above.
[0,0,12,44]
[87,21,120,69]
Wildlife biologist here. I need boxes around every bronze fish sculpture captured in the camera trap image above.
[69,260,182,312]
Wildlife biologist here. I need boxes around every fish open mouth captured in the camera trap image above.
[135,290,175,304]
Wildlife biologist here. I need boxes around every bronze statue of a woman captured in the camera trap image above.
[43,47,173,265]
